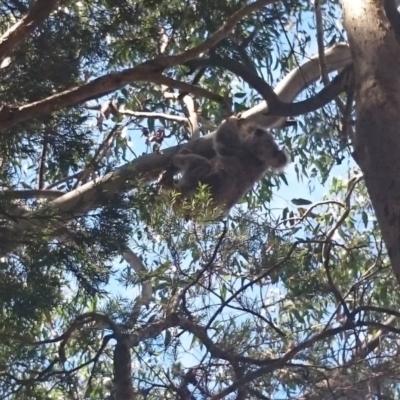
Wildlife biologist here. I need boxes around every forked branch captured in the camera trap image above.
[185,52,353,118]
[0,43,353,257]
[0,0,275,131]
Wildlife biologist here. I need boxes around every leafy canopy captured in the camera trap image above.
[0,1,397,399]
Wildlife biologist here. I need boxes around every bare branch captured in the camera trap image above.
[122,247,153,323]
[0,0,59,63]
[185,55,280,108]
[151,75,226,103]
[242,42,352,127]
[182,95,200,139]
[314,0,329,84]
[0,189,65,200]
[186,54,354,119]
[74,123,122,188]
[0,43,352,257]
[118,108,187,123]
[0,65,163,130]
[0,1,271,131]
[155,0,280,68]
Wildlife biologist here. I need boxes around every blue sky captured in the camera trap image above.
[47,6,359,391]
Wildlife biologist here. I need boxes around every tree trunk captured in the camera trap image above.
[342,0,400,283]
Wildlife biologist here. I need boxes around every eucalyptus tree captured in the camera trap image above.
[0,0,399,399]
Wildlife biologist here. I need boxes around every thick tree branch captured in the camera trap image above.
[0,189,65,201]
[0,0,58,63]
[242,42,351,127]
[384,0,400,41]
[185,55,280,109]
[210,318,397,400]
[0,0,273,131]
[0,66,163,130]
[0,43,352,257]
[299,314,398,400]
[186,54,354,118]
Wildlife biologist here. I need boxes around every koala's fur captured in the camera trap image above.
[168,116,289,214]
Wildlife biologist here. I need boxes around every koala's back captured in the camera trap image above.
[173,116,289,214]
[200,154,267,210]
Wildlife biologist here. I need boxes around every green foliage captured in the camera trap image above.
[0,0,398,399]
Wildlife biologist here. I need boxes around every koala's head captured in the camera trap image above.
[241,124,278,156]
[241,124,290,170]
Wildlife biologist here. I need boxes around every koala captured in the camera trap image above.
[166,116,289,215]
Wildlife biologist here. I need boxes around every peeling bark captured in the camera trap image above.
[342,0,400,283]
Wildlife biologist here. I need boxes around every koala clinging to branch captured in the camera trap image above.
[164,116,289,216]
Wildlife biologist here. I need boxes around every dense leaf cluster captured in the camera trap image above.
[0,1,398,399]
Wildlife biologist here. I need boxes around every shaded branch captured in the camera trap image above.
[58,312,119,361]
[0,0,272,131]
[242,42,352,127]
[114,337,135,400]
[186,55,354,118]
[151,75,227,104]
[384,0,400,41]
[0,189,65,200]
[314,0,329,84]
[117,108,187,123]
[1,43,352,257]
[122,247,153,323]
[0,65,163,130]
[185,55,280,109]
[0,67,224,132]
[0,0,58,63]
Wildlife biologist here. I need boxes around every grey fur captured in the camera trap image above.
[170,116,289,214]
